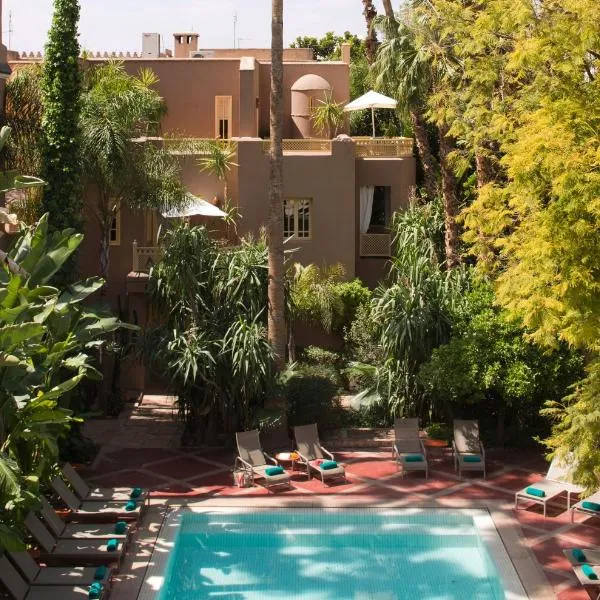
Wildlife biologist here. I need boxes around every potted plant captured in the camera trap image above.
[424,422,451,448]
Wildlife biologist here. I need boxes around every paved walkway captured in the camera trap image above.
[79,401,600,599]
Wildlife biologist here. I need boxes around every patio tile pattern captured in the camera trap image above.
[82,445,600,598]
[80,402,600,599]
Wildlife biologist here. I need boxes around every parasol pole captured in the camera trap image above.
[371,106,376,138]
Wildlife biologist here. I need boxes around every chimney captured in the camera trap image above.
[341,42,352,64]
[173,33,199,58]
[142,33,161,58]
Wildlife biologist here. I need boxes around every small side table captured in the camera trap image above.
[275,451,299,472]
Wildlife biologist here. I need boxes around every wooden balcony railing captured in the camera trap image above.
[354,137,413,158]
[132,241,163,273]
[262,139,333,154]
[360,233,391,257]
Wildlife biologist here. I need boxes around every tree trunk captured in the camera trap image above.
[99,225,110,285]
[438,123,461,268]
[496,402,506,446]
[474,143,495,189]
[362,0,379,63]
[287,320,296,363]
[267,0,287,371]
[410,110,438,200]
[382,0,395,18]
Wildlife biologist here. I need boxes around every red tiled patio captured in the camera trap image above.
[76,399,600,599]
[75,445,600,599]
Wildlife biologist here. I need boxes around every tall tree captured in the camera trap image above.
[267,0,287,370]
[40,0,82,233]
[81,62,187,282]
[362,0,379,63]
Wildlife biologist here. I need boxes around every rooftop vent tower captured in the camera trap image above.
[142,33,161,58]
[173,33,199,58]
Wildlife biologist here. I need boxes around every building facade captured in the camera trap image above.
[8,32,416,393]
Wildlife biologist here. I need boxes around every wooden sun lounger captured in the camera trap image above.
[52,477,143,522]
[24,513,124,567]
[8,551,112,587]
[392,418,428,478]
[40,498,131,542]
[294,424,346,484]
[0,555,107,600]
[62,463,149,505]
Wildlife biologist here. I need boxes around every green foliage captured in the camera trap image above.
[81,61,187,280]
[0,215,133,549]
[281,364,340,429]
[148,225,275,443]
[425,422,451,442]
[311,92,346,139]
[40,0,83,233]
[542,358,600,493]
[419,282,583,443]
[290,31,365,62]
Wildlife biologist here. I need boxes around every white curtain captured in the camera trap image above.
[359,186,375,234]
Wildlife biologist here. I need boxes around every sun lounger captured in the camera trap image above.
[563,548,600,566]
[62,462,149,504]
[40,497,131,542]
[570,490,600,523]
[0,555,107,600]
[294,423,346,484]
[515,455,584,517]
[52,477,143,521]
[7,550,112,587]
[235,429,291,490]
[569,561,600,600]
[24,513,124,567]
[392,418,428,478]
[452,419,486,478]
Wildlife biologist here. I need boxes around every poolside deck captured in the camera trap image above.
[78,406,600,599]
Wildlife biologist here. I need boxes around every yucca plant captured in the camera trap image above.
[311,92,346,139]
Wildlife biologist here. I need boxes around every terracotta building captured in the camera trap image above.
[8,31,415,393]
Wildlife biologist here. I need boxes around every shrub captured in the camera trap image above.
[284,364,339,429]
[303,345,341,367]
[337,279,371,329]
[426,422,451,442]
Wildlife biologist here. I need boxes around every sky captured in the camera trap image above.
[3,1,388,55]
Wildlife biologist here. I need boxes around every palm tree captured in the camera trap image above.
[198,140,238,202]
[80,61,188,281]
[373,6,461,266]
[267,0,287,370]
[362,0,379,63]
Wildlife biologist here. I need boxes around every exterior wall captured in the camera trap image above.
[197,48,314,61]
[236,138,356,277]
[355,156,416,287]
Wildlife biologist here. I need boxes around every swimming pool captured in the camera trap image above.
[146,508,526,600]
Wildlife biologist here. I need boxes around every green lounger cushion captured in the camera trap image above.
[572,549,587,563]
[265,466,284,476]
[94,565,107,580]
[320,460,338,470]
[463,455,481,463]
[114,520,127,534]
[106,538,118,552]
[404,455,424,462]
[526,487,546,498]
[88,582,103,599]
[130,487,143,499]
[125,499,137,511]
[582,501,600,512]
[582,564,598,580]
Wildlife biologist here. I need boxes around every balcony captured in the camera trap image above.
[132,241,162,273]
[360,233,391,257]
[262,139,333,154]
[354,137,413,158]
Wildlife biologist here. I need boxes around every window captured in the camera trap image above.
[215,95,232,139]
[284,199,311,239]
[369,186,391,232]
[109,202,121,246]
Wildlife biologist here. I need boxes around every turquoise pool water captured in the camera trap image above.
[159,510,505,600]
